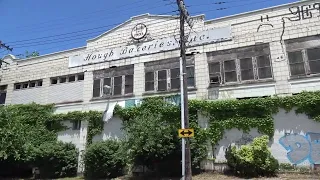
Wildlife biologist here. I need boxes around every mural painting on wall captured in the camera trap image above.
[279,133,320,165]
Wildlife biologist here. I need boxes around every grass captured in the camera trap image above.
[59,172,320,180]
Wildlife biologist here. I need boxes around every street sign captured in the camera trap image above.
[178,129,194,138]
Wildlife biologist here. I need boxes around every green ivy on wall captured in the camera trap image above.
[114,91,320,162]
[53,111,103,145]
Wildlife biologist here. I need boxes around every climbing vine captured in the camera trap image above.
[53,111,103,145]
[114,91,320,163]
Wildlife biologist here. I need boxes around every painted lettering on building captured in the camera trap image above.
[279,132,320,164]
[68,27,231,68]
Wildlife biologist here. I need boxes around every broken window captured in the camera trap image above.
[288,51,305,76]
[144,57,195,92]
[92,65,134,98]
[207,44,272,85]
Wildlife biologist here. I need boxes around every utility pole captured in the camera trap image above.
[176,0,192,180]
[0,41,13,52]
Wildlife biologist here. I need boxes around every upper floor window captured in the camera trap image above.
[286,35,320,77]
[92,65,134,98]
[0,85,7,105]
[14,79,43,90]
[50,73,84,85]
[207,44,272,86]
[288,48,320,76]
[144,57,195,93]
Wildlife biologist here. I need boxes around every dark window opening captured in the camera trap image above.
[125,75,134,94]
[113,76,122,95]
[145,72,154,91]
[72,120,81,130]
[257,55,272,79]
[69,76,76,82]
[0,93,6,104]
[93,79,101,97]
[240,58,254,81]
[224,60,237,82]
[15,84,21,90]
[288,51,305,76]
[37,81,43,87]
[29,82,36,88]
[307,48,320,74]
[51,78,58,85]
[78,74,84,81]
[186,66,195,87]
[170,68,180,90]
[22,83,28,89]
[60,77,67,83]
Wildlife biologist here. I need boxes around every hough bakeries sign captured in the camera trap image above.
[68,26,232,68]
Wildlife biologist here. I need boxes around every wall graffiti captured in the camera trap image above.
[279,132,320,165]
[288,3,320,21]
[257,15,274,32]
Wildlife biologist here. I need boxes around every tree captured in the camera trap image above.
[16,51,40,59]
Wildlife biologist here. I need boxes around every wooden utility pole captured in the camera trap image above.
[176,0,192,179]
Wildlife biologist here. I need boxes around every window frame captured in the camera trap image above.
[14,80,43,90]
[145,65,196,93]
[50,73,85,85]
[208,55,273,86]
[72,120,81,130]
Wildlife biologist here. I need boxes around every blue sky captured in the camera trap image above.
[0,0,297,57]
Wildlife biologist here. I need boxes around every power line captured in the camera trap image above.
[12,14,180,49]
[2,1,174,36]
[1,0,157,32]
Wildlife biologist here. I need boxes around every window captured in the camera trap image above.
[29,81,36,88]
[22,83,28,89]
[92,65,134,98]
[158,70,167,91]
[257,55,272,79]
[37,81,43,87]
[51,73,84,85]
[51,78,58,84]
[72,120,81,130]
[209,62,221,85]
[288,51,305,76]
[78,73,84,81]
[93,79,101,98]
[68,75,76,82]
[113,76,122,95]
[125,75,133,94]
[207,44,272,86]
[145,72,154,91]
[0,85,7,105]
[60,77,67,83]
[15,84,21,90]
[145,66,195,92]
[240,58,254,81]
[14,80,43,90]
[170,68,180,90]
[224,60,237,82]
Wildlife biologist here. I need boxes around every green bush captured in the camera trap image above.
[30,141,79,179]
[225,135,279,177]
[83,140,126,179]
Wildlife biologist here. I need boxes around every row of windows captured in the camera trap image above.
[208,55,272,85]
[15,80,43,90]
[51,73,84,85]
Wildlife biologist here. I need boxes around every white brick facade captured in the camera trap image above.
[2,0,320,171]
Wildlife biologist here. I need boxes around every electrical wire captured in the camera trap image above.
[2,1,175,36]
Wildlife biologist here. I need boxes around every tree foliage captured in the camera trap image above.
[83,140,126,179]
[225,135,279,177]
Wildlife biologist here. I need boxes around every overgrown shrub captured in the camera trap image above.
[30,141,79,179]
[83,140,126,179]
[225,135,279,177]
